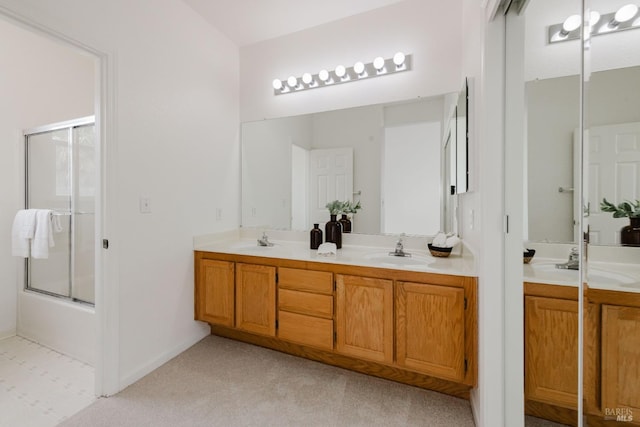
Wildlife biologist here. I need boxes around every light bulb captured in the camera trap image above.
[287,76,297,88]
[302,73,313,85]
[318,69,330,82]
[272,79,283,90]
[335,65,346,78]
[562,14,582,33]
[614,4,638,23]
[589,11,601,27]
[393,52,406,67]
[353,61,365,75]
[373,56,385,71]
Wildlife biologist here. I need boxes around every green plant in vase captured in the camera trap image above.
[600,198,640,246]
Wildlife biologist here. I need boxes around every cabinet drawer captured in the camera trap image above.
[279,268,333,294]
[278,311,334,350]
[279,288,333,318]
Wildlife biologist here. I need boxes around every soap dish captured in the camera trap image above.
[428,244,452,258]
[523,249,536,264]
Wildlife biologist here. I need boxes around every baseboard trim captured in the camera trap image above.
[118,326,210,394]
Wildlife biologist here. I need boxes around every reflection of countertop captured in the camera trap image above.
[523,257,640,294]
[194,230,476,277]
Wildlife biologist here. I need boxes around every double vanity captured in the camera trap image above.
[523,245,640,425]
[194,229,477,399]
[193,230,640,424]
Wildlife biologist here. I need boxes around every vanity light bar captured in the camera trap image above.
[548,4,640,44]
[272,53,412,95]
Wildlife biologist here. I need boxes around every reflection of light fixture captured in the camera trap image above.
[548,6,640,44]
[272,53,412,95]
[610,3,639,27]
[561,14,581,35]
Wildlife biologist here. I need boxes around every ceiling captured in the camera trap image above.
[181,0,407,46]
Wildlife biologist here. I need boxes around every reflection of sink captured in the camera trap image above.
[528,262,637,286]
[589,269,636,286]
[362,252,433,267]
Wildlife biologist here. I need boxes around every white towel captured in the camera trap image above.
[432,232,447,247]
[11,209,37,257]
[317,242,337,256]
[444,235,461,248]
[31,209,59,259]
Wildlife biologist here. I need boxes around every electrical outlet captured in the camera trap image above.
[139,197,151,214]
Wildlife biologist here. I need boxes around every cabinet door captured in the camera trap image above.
[602,304,640,422]
[236,263,276,336]
[196,259,235,327]
[524,296,578,409]
[335,274,393,364]
[396,281,465,382]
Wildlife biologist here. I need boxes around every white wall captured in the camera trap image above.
[239,0,462,122]
[0,17,95,339]
[0,0,240,393]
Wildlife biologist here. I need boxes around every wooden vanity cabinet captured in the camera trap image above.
[194,258,235,327]
[585,289,640,425]
[524,295,579,409]
[277,267,334,350]
[601,304,640,422]
[194,250,477,399]
[335,274,394,364]
[235,263,277,336]
[523,283,580,426]
[396,281,466,382]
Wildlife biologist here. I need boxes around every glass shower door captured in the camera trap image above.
[25,118,95,305]
[26,129,72,298]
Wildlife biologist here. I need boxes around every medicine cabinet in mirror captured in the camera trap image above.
[241,80,470,237]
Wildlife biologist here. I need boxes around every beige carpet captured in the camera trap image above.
[59,335,476,427]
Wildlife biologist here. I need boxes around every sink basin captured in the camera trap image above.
[228,241,276,252]
[362,252,433,267]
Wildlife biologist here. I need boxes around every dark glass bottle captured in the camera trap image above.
[339,214,352,233]
[310,223,323,249]
[325,214,342,249]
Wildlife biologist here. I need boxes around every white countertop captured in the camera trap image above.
[523,257,640,294]
[194,229,476,277]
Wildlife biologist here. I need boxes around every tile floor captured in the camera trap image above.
[0,336,95,427]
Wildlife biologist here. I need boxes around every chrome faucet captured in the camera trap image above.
[556,247,579,270]
[389,236,411,257]
[257,232,274,247]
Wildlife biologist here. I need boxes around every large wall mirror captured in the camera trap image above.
[241,81,469,236]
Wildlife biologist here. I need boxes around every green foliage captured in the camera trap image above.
[600,198,640,218]
[342,200,362,214]
[325,200,363,215]
[325,200,344,215]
